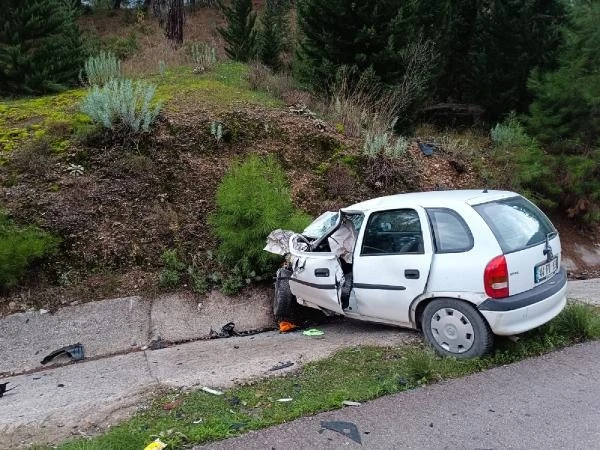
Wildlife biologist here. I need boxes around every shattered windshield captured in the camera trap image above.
[302,211,339,239]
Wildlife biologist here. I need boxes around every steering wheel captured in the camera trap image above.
[296,234,312,249]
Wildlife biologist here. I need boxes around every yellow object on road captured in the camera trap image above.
[143,439,167,450]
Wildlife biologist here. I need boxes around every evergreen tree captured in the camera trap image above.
[526,1,600,221]
[258,0,288,70]
[217,0,257,62]
[406,0,566,119]
[295,0,408,90]
[527,1,599,150]
[0,0,84,96]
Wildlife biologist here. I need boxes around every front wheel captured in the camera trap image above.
[421,298,494,359]
[273,268,295,320]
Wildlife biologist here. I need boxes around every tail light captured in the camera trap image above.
[484,255,509,298]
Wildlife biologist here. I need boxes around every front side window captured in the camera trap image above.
[473,196,556,254]
[361,209,423,255]
[427,208,474,253]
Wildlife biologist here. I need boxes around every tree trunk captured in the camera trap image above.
[166,0,184,45]
[113,0,122,9]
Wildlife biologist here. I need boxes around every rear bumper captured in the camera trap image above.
[479,268,567,335]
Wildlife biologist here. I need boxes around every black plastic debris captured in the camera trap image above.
[320,421,362,445]
[418,142,434,156]
[40,343,85,365]
[269,361,294,371]
[209,322,238,339]
[0,382,17,398]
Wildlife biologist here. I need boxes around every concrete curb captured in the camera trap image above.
[566,279,600,306]
[0,279,596,376]
[0,287,274,376]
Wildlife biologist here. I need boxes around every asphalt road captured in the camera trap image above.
[198,340,600,450]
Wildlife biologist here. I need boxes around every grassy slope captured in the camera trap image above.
[47,303,600,450]
[0,63,281,155]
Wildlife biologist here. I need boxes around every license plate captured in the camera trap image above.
[535,257,559,283]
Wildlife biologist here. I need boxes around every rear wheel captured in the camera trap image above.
[421,298,493,359]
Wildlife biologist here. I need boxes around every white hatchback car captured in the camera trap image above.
[267,190,567,358]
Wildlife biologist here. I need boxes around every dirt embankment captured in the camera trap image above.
[1,103,598,314]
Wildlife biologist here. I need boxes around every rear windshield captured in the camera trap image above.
[473,196,556,254]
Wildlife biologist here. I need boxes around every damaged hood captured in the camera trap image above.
[264,229,295,255]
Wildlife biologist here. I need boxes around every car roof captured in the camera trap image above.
[342,189,519,213]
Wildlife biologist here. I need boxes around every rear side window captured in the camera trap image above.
[473,196,556,254]
[427,208,473,253]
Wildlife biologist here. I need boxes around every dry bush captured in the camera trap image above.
[246,62,296,99]
[122,37,188,75]
[362,154,420,194]
[327,37,437,138]
[10,139,55,178]
[328,71,398,138]
[324,163,356,197]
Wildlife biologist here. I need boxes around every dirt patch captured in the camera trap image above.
[550,214,600,279]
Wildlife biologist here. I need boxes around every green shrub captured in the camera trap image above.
[490,115,558,206]
[0,214,59,288]
[102,33,139,60]
[158,249,186,289]
[188,267,209,294]
[80,79,162,133]
[82,51,121,86]
[550,302,600,341]
[159,269,180,288]
[221,274,245,295]
[363,129,408,158]
[209,155,311,278]
[402,347,440,384]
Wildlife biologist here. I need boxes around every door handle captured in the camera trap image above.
[405,269,420,279]
[315,268,330,277]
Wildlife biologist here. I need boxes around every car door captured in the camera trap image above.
[288,247,344,314]
[351,207,433,325]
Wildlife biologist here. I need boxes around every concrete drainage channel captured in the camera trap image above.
[0,289,274,377]
[0,281,598,449]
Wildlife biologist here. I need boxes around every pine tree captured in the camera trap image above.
[527,1,600,150]
[257,0,288,70]
[405,0,566,119]
[525,1,600,221]
[295,0,408,90]
[0,0,84,96]
[217,0,257,62]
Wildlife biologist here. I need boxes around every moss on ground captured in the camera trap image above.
[0,62,281,153]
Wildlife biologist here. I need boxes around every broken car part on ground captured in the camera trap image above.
[40,343,85,365]
[265,190,567,358]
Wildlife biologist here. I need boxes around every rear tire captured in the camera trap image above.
[421,298,493,359]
